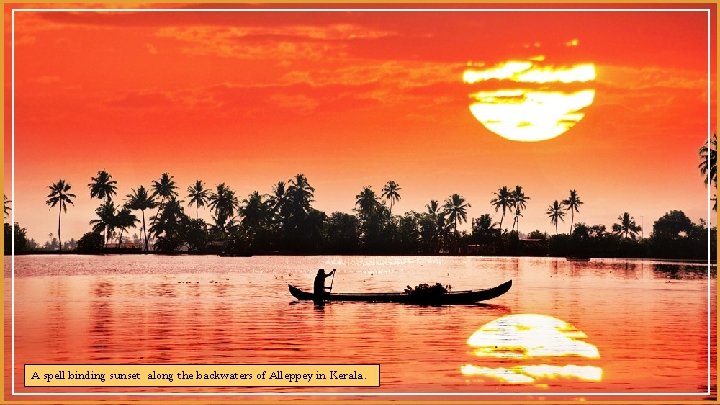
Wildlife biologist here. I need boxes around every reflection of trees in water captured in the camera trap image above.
[89,280,114,361]
[47,280,69,361]
[652,263,714,280]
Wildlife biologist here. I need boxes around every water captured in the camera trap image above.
[4,255,716,399]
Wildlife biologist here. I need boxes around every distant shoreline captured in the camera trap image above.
[4,251,716,264]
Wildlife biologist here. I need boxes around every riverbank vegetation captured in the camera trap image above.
[4,134,717,261]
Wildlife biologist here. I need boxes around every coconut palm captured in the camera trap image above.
[208,183,238,233]
[90,200,117,244]
[699,133,717,211]
[355,187,380,219]
[287,174,315,216]
[443,193,471,234]
[562,189,584,233]
[88,170,118,202]
[187,180,209,219]
[612,212,642,239]
[426,200,440,217]
[512,207,524,234]
[125,186,157,251]
[546,200,565,235]
[88,170,118,242]
[241,191,270,231]
[149,197,189,252]
[4,194,11,218]
[115,208,138,244]
[510,186,529,234]
[151,172,179,207]
[490,186,513,233]
[699,133,717,185]
[46,179,76,251]
[472,213,498,241]
[381,181,402,214]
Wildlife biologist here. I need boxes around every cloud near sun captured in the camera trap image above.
[463,57,596,142]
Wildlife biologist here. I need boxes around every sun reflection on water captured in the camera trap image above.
[461,314,603,386]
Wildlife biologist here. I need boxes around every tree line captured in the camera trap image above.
[3,134,716,260]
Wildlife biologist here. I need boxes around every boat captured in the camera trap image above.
[566,256,591,262]
[288,280,512,305]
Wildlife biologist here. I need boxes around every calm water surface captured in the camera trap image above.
[4,255,716,399]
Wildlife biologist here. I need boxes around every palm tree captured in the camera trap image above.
[510,186,529,234]
[355,187,380,219]
[208,183,238,233]
[187,180,209,219]
[88,170,118,243]
[88,170,118,202]
[115,208,138,244]
[241,191,270,232]
[46,180,76,251]
[562,189,584,233]
[490,186,513,233]
[287,174,315,216]
[426,200,440,217]
[472,213,498,241]
[699,132,717,211]
[125,186,157,251]
[381,181,402,214]
[546,200,565,235]
[443,193,471,234]
[151,172,179,207]
[90,200,117,244]
[149,197,189,252]
[612,212,642,239]
[4,194,11,218]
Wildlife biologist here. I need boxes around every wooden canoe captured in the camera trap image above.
[288,280,512,305]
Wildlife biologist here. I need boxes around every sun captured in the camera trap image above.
[463,56,596,142]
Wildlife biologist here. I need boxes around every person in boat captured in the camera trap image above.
[313,268,335,304]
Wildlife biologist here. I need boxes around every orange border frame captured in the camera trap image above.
[1,1,717,404]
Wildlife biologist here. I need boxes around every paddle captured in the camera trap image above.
[328,269,336,294]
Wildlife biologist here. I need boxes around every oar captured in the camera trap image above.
[328,269,336,294]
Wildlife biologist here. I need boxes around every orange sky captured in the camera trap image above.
[3,4,717,243]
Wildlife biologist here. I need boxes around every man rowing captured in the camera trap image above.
[313,268,336,305]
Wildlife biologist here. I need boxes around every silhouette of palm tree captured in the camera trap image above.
[241,191,270,231]
[152,173,179,207]
[4,194,11,218]
[443,193,470,234]
[562,189,583,234]
[355,187,380,219]
[88,170,118,243]
[381,181,402,214]
[88,170,118,202]
[208,183,237,233]
[546,200,565,235]
[612,212,641,239]
[472,213,498,240]
[187,180,209,219]
[510,186,529,234]
[491,186,513,233]
[126,186,157,251]
[287,174,315,216]
[46,180,76,251]
[699,132,717,211]
[90,200,117,244]
[115,208,138,244]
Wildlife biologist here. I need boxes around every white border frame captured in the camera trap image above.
[9,6,715,398]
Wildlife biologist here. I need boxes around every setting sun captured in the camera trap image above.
[464,58,596,142]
